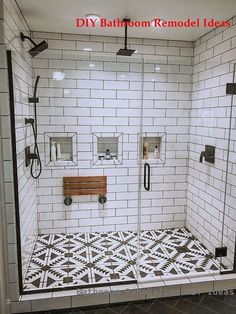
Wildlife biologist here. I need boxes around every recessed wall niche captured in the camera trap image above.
[138,132,166,165]
[45,132,77,167]
[93,133,123,165]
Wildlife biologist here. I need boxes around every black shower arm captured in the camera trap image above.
[20,32,37,47]
[123,18,130,50]
[124,23,128,49]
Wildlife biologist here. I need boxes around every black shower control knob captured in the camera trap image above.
[64,196,72,206]
[98,195,107,204]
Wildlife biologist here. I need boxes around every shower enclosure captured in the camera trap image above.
[10,47,235,293]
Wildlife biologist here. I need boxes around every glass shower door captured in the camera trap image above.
[136,54,226,283]
[136,56,175,282]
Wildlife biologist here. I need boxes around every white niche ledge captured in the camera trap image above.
[45,132,77,167]
[92,132,123,166]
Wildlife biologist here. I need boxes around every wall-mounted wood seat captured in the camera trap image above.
[63,176,107,196]
[63,176,107,205]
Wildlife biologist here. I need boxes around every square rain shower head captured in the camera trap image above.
[116,48,136,56]
[29,40,48,57]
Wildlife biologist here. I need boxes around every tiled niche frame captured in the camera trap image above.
[44,132,78,167]
[138,132,166,165]
[92,132,123,166]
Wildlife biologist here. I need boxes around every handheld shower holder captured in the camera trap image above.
[25,118,34,125]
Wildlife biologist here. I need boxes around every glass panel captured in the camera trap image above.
[220,63,236,272]
[22,52,144,292]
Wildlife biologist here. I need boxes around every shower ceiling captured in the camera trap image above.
[16,0,236,41]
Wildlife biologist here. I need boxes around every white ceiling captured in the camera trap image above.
[16,0,236,41]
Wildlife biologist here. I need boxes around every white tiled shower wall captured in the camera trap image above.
[31,31,193,234]
[1,0,37,284]
[186,17,236,267]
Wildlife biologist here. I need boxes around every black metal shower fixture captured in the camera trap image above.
[20,32,48,57]
[25,75,42,179]
[117,18,136,56]
[199,145,215,164]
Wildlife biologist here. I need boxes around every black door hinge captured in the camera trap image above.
[226,83,236,95]
[215,247,227,258]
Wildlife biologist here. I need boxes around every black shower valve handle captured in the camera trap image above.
[199,151,206,163]
[25,146,38,167]
[28,153,38,160]
[199,145,215,164]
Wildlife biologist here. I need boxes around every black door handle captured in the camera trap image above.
[144,162,150,191]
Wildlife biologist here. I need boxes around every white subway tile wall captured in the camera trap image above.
[30,31,193,235]
[187,17,236,269]
[0,0,38,303]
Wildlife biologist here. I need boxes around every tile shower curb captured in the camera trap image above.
[11,274,236,313]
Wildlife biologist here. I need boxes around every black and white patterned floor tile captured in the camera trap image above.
[23,228,224,291]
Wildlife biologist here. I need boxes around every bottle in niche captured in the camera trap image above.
[105,149,111,160]
[51,142,56,162]
[143,142,149,160]
[57,142,61,160]
[154,145,159,159]
[111,153,117,160]
[98,154,105,160]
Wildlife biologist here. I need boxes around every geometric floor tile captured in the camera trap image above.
[23,227,224,292]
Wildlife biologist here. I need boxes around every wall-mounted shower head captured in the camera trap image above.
[117,18,136,56]
[29,41,48,57]
[20,32,48,57]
